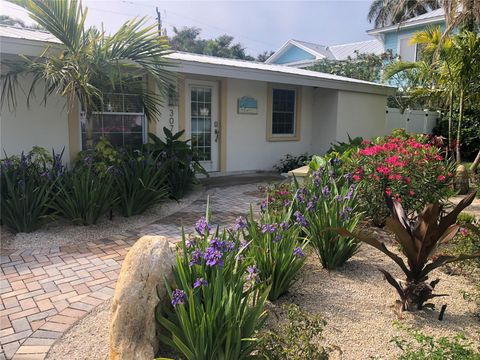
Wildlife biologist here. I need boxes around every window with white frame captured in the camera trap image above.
[80,93,146,149]
[398,36,417,62]
[272,88,296,135]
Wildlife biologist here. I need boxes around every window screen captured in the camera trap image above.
[272,88,295,135]
[81,93,145,149]
[399,37,416,62]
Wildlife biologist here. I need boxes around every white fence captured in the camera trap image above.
[385,107,440,134]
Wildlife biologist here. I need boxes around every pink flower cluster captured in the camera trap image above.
[350,133,453,215]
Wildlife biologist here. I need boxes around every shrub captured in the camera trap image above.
[0,149,64,233]
[157,210,269,360]
[243,205,308,301]
[52,165,117,225]
[75,136,122,174]
[392,326,480,360]
[327,134,363,154]
[114,152,169,217]
[146,128,206,199]
[443,212,480,270]
[433,110,480,161]
[338,192,480,312]
[274,153,311,174]
[257,304,328,360]
[297,155,362,270]
[258,182,294,214]
[348,131,455,225]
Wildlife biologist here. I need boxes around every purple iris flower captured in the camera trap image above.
[335,195,343,202]
[294,211,307,227]
[306,201,315,212]
[339,206,353,221]
[260,200,267,211]
[322,186,330,198]
[193,278,208,289]
[204,246,224,267]
[195,217,212,236]
[233,217,247,231]
[273,234,282,243]
[2,159,13,169]
[261,223,277,234]
[189,250,203,266]
[171,289,187,307]
[293,247,305,258]
[296,193,305,203]
[279,222,288,230]
[344,185,355,200]
[246,265,259,283]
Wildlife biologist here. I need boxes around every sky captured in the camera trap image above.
[0,0,376,56]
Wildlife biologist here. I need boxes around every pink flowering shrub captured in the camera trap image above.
[348,132,454,225]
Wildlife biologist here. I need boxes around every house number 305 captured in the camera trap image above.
[169,108,175,131]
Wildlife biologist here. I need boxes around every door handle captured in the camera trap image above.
[214,129,219,143]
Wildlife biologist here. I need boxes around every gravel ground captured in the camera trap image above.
[46,228,480,360]
[46,300,111,360]
[0,185,204,250]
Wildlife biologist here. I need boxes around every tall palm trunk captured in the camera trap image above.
[85,108,94,148]
[471,150,480,172]
[447,89,454,160]
[456,89,465,163]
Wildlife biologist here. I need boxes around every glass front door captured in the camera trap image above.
[186,81,219,172]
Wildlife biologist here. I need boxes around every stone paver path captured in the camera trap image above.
[0,182,267,360]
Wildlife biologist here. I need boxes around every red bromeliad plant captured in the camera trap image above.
[337,192,480,312]
[348,131,455,225]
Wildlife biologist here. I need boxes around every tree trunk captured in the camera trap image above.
[447,89,453,160]
[85,108,94,149]
[471,150,480,172]
[456,89,464,163]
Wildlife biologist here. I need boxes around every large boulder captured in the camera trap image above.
[109,235,175,360]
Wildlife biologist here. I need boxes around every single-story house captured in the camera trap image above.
[0,25,395,173]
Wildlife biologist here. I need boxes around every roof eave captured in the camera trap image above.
[169,56,396,96]
[366,16,445,35]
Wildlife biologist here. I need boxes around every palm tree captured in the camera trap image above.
[0,15,26,27]
[368,0,441,28]
[1,0,173,148]
[442,0,480,33]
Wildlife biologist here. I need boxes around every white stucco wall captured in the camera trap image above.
[0,75,70,158]
[225,79,314,172]
[336,90,387,142]
[311,88,338,155]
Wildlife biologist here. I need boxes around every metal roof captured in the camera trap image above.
[367,8,445,35]
[0,25,60,43]
[328,39,384,60]
[291,39,333,59]
[0,25,395,94]
[166,52,394,92]
[266,38,384,65]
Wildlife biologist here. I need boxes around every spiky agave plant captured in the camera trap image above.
[337,192,480,311]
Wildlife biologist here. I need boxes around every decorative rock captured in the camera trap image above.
[455,165,469,195]
[108,235,175,360]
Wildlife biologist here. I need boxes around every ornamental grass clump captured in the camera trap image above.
[114,151,169,217]
[337,192,480,312]
[348,130,454,225]
[157,208,269,360]
[243,204,308,301]
[52,164,117,226]
[0,148,64,233]
[296,155,362,270]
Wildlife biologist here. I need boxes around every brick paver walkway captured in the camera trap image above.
[0,182,267,360]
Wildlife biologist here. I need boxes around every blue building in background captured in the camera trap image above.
[267,8,446,67]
